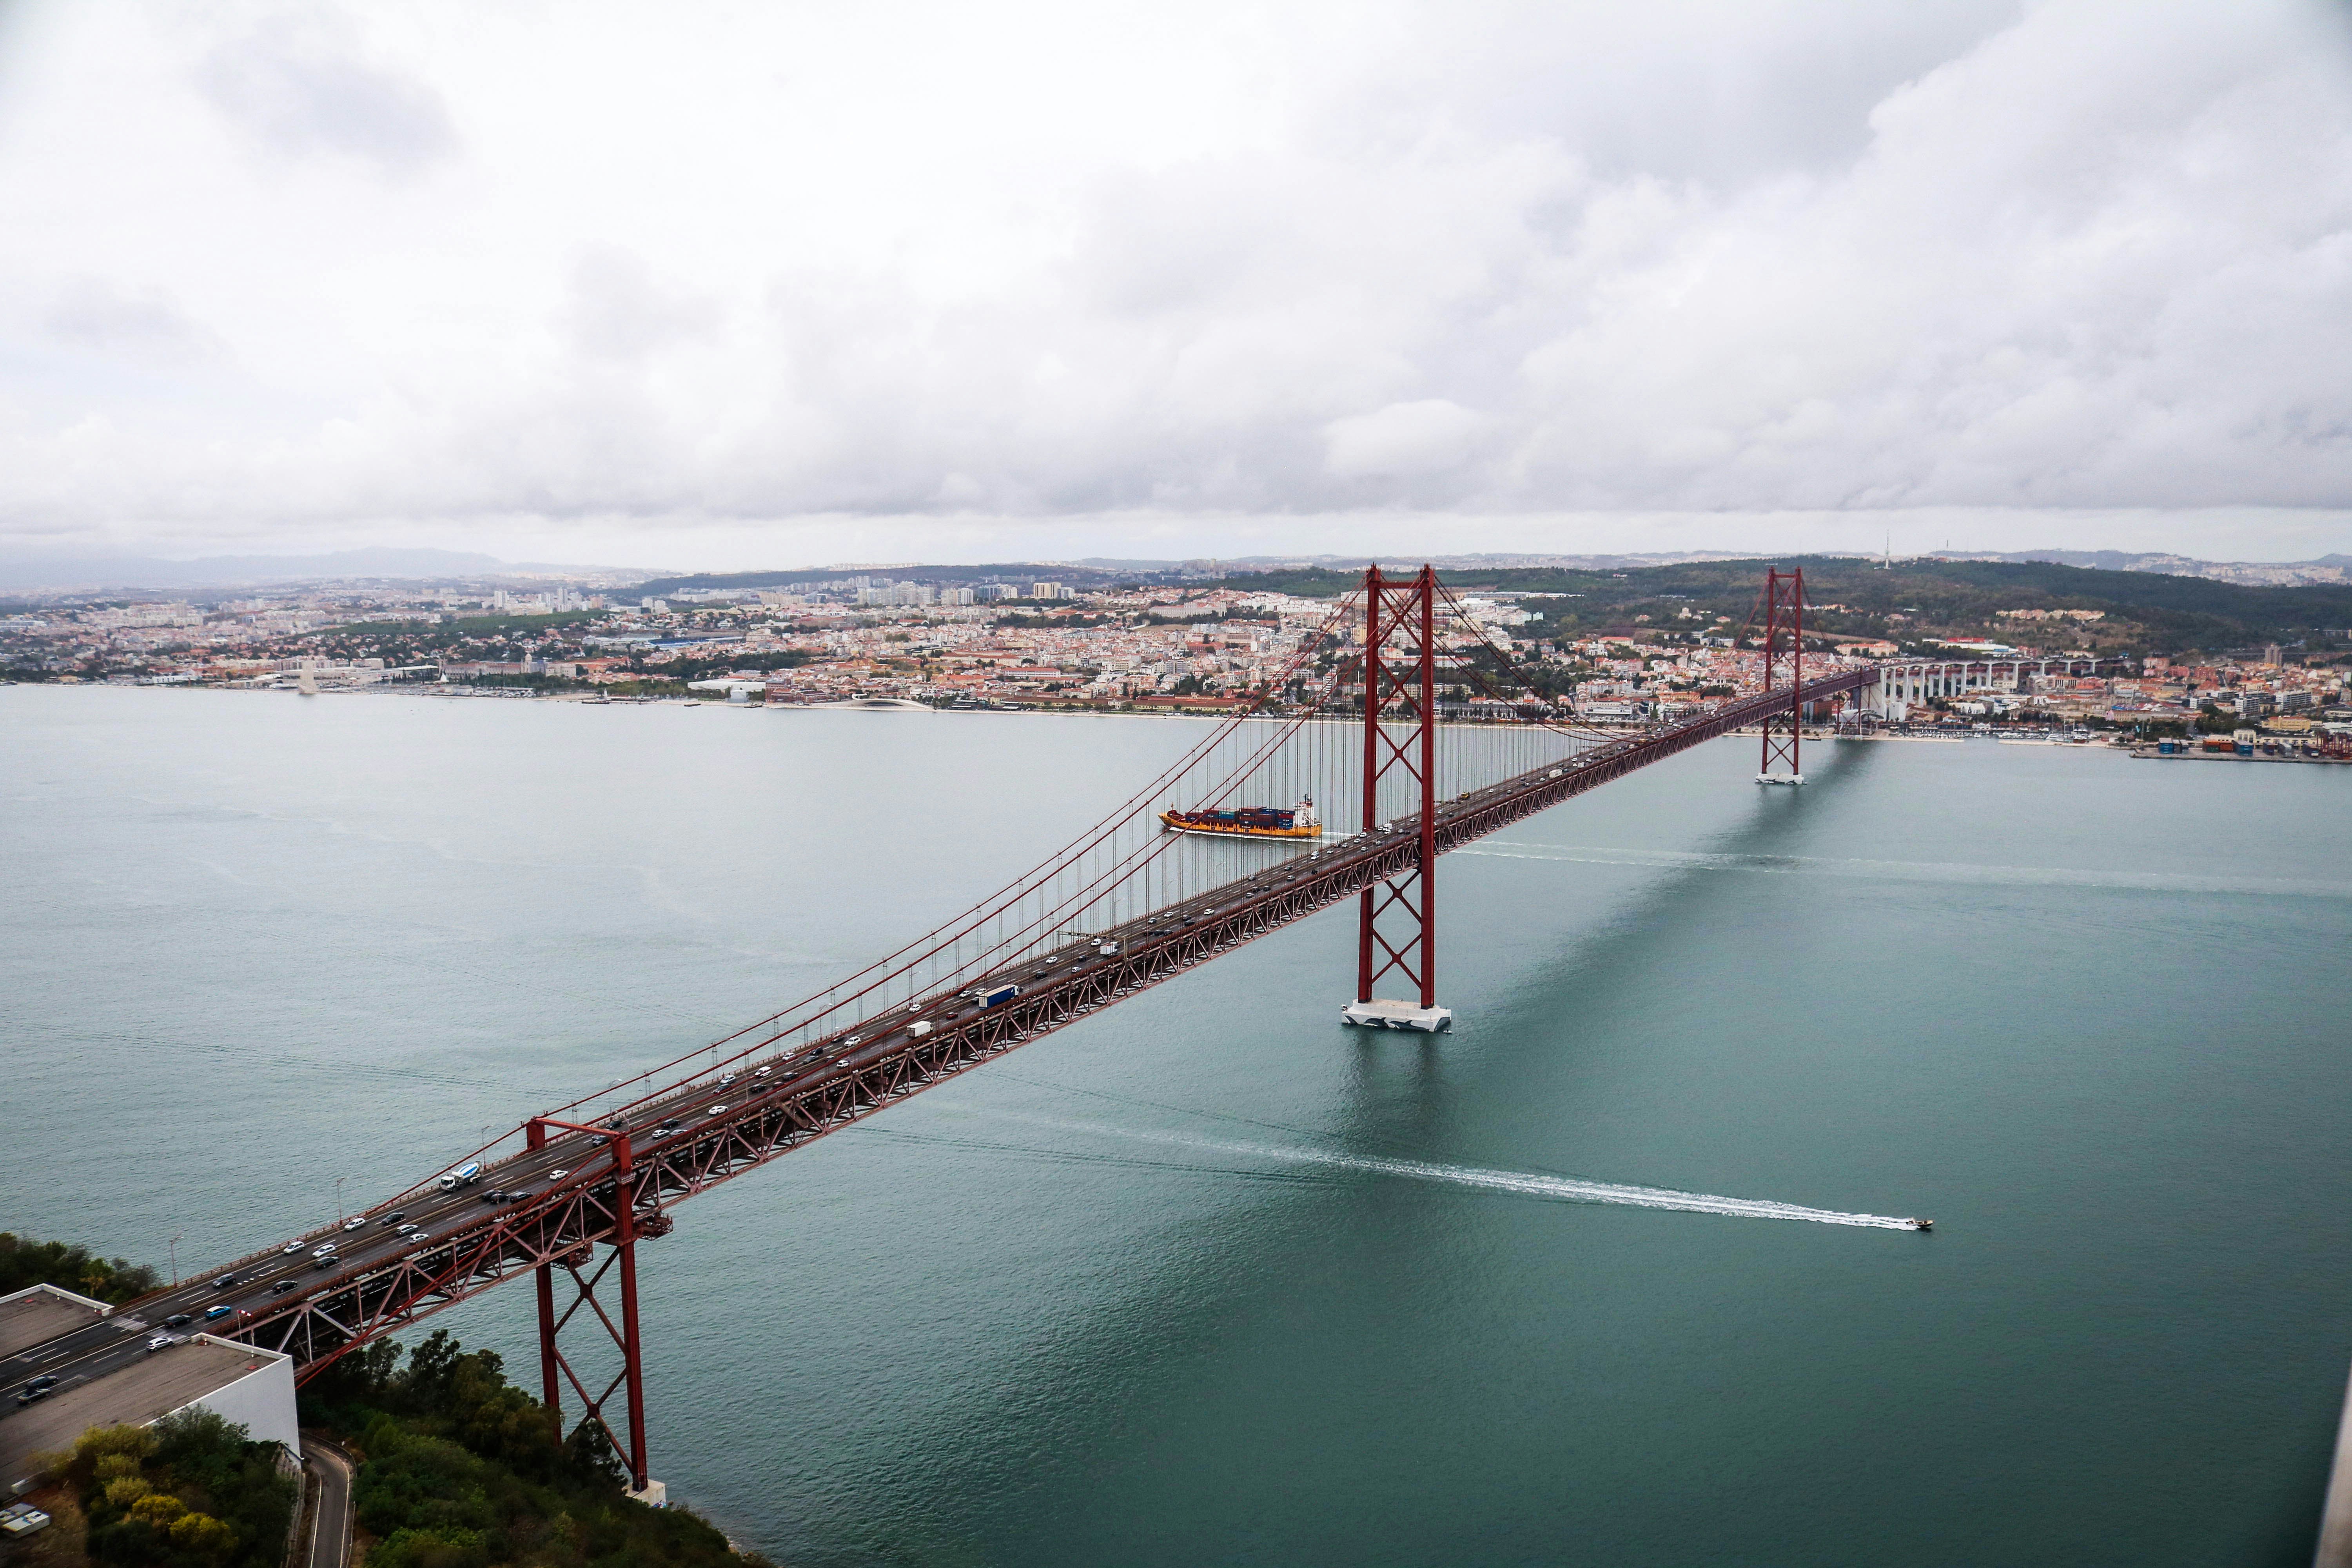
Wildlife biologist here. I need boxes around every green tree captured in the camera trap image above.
[2195,703,2241,734]
[0,1231,160,1305]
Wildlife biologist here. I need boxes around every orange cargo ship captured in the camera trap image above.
[1158,796,1322,840]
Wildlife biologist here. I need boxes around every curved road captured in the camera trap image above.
[303,1434,354,1568]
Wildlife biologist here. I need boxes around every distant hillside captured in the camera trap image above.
[0,548,645,593]
[624,561,1175,597]
[1937,549,2352,587]
[1221,557,2352,657]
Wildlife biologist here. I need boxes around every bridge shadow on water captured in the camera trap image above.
[1331,734,1882,1172]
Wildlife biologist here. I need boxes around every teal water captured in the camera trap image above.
[4,686,2350,1566]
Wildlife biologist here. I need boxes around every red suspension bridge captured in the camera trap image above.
[4,564,1875,1497]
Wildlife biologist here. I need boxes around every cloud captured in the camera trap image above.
[1325,401,1489,479]
[196,8,456,174]
[44,279,223,361]
[0,0,2347,561]
[564,248,720,363]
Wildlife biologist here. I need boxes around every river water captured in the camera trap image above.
[5,685,2350,1566]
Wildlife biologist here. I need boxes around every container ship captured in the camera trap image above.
[1159,796,1322,840]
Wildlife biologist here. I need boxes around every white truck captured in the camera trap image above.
[437,1161,483,1192]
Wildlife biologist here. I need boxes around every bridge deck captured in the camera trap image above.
[0,668,1871,1387]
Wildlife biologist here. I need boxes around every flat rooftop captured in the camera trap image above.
[0,1290,107,1362]
[0,1339,275,1491]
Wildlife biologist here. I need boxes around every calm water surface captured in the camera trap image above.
[4,686,2350,1566]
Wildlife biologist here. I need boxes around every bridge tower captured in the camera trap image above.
[1341,564,1453,1032]
[1757,567,1806,785]
[528,1116,665,1505]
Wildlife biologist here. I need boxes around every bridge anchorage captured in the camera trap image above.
[108,561,1881,1501]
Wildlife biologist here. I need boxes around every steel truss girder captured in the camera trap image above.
[207,666,1874,1379]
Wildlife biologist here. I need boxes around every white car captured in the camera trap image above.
[706,1104,729,1116]
[341,1216,367,1231]
[719,1072,737,1086]
[550,1169,569,1180]
[281,1241,303,1255]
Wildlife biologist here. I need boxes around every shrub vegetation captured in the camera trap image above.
[63,1410,296,1568]
[304,1330,767,1567]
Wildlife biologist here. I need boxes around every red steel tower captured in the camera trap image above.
[1341,564,1452,1032]
[1757,566,1806,784]
[529,1116,663,1503]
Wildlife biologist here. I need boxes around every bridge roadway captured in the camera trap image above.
[2,667,1873,1397]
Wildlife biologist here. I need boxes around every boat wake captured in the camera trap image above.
[983,1110,1923,1230]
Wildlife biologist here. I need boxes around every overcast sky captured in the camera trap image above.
[2,0,2350,569]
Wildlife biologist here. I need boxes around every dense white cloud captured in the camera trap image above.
[0,0,2347,564]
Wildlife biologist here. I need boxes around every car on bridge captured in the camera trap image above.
[211,1274,236,1290]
